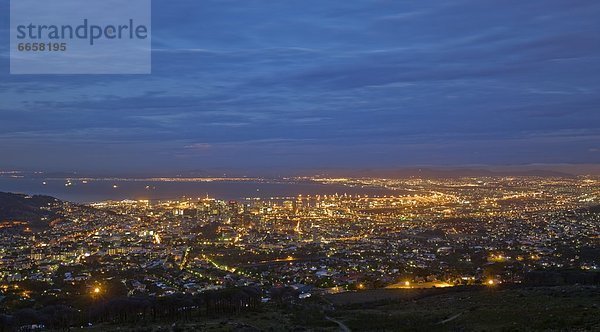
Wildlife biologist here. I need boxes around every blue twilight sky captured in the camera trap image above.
[0,0,599,174]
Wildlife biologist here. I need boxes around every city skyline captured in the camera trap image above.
[1,1,599,330]
[0,175,598,330]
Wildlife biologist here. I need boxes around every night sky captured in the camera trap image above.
[1,0,599,173]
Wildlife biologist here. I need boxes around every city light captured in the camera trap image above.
[0,175,597,329]
[2,0,598,328]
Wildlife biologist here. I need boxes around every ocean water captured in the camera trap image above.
[0,177,397,203]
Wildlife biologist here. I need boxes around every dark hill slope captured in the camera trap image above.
[0,192,61,230]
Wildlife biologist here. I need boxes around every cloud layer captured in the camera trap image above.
[1,0,599,172]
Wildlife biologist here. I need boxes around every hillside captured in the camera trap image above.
[0,192,61,231]
[68,285,600,331]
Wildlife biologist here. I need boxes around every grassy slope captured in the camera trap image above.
[73,286,599,331]
[330,285,600,331]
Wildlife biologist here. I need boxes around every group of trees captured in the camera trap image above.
[0,305,77,332]
[92,286,260,324]
[0,287,261,331]
[525,270,600,285]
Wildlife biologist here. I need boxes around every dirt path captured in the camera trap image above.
[325,316,351,332]
[437,312,463,324]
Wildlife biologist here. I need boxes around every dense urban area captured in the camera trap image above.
[0,175,599,331]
